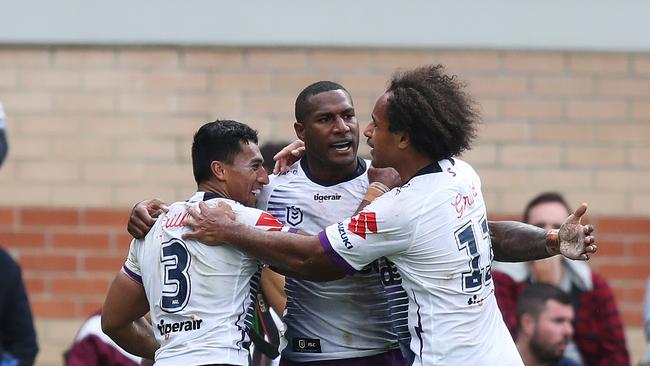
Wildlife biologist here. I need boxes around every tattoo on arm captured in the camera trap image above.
[489,221,554,262]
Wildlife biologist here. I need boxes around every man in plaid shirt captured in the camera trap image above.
[493,192,629,366]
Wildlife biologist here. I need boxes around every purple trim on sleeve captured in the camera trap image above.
[318,230,357,275]
[287,227,298,233]
[122,265,142,284]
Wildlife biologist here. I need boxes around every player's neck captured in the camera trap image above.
[302,155,359,185]
[396,153,435,184]
[197,181,231,201]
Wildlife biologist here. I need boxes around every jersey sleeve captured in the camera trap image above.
[232,204,298,233]
[318,195,412,275]
[121,238,143,284]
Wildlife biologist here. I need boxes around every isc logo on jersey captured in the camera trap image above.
[347,212,377,240]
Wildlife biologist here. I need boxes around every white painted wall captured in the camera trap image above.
[0,0,648,51]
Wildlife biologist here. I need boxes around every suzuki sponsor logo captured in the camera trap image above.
[348,212,378,240]
[337,222,353,249]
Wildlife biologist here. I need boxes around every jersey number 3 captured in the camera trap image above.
[455,217,492,293]
[161,239,191,313]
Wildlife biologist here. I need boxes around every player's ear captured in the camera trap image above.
[294,122,305,141]
[520,313,535,336]
[397,130,410,150]
[211,161,227,181]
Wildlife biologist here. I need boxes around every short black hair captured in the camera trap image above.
[523,192,571,223]
[294,81,351,124]
[516,283,572,330]
[259,141,289,173]
[191,120,258,184]
[385,64,479,161]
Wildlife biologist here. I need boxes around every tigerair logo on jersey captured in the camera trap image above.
[157,317,203,340]
[347,211,377,240]
[313,193,341,203]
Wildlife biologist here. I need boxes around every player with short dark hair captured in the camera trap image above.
[102,120,296,366]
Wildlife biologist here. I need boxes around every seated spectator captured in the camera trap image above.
[493,192,629,366]
[0,247,38,366]
[640,276,650,366]
[64,310,141,366]
[0,102,8,168]
[515,283,583,366]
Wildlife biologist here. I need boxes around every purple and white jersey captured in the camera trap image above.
[319,159,523,366]
[257,158,402,362]
[123,192,292,366]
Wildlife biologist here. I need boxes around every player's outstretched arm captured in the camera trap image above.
[183,201,344,281]
[490,203,596,262]
[101,272,158,360]
[127,199,169,239]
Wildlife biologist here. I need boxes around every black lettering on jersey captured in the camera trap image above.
[313,193,342,202]
[337,222,353,249]
[360,258,402,286]
[157,318,203,339]
[292,337,321,353]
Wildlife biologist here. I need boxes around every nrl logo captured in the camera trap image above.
[286,205,303,226]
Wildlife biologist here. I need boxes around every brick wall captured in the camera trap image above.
[0,47,648,215]
[0,207,130,318]
[0,46,648,363]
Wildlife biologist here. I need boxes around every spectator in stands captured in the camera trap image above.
[515,283,583,366]
[0,247,38,366]
[64,310,141,366]
[493,192,629,366]
[0,102,8,168]
[640,276,650,366]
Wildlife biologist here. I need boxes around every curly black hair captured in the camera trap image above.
[192,120,258,184]
[385,64,479,161]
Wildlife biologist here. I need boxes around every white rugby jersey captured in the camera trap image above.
[123,192,295,366]
[257,158,403,362]
[319,159,524,366]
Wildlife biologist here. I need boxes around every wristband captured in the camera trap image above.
[363,182,390,203]
[545,229,560,256]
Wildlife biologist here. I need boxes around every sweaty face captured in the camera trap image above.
[529,300,574,363]
[298,89,359,168]
[363,92,402,169]
[223,142,269,207]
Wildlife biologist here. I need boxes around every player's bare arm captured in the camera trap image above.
[183,201,343,282]
[101,272,159,360]
[260,267,286,314]
[490,203,597,262]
